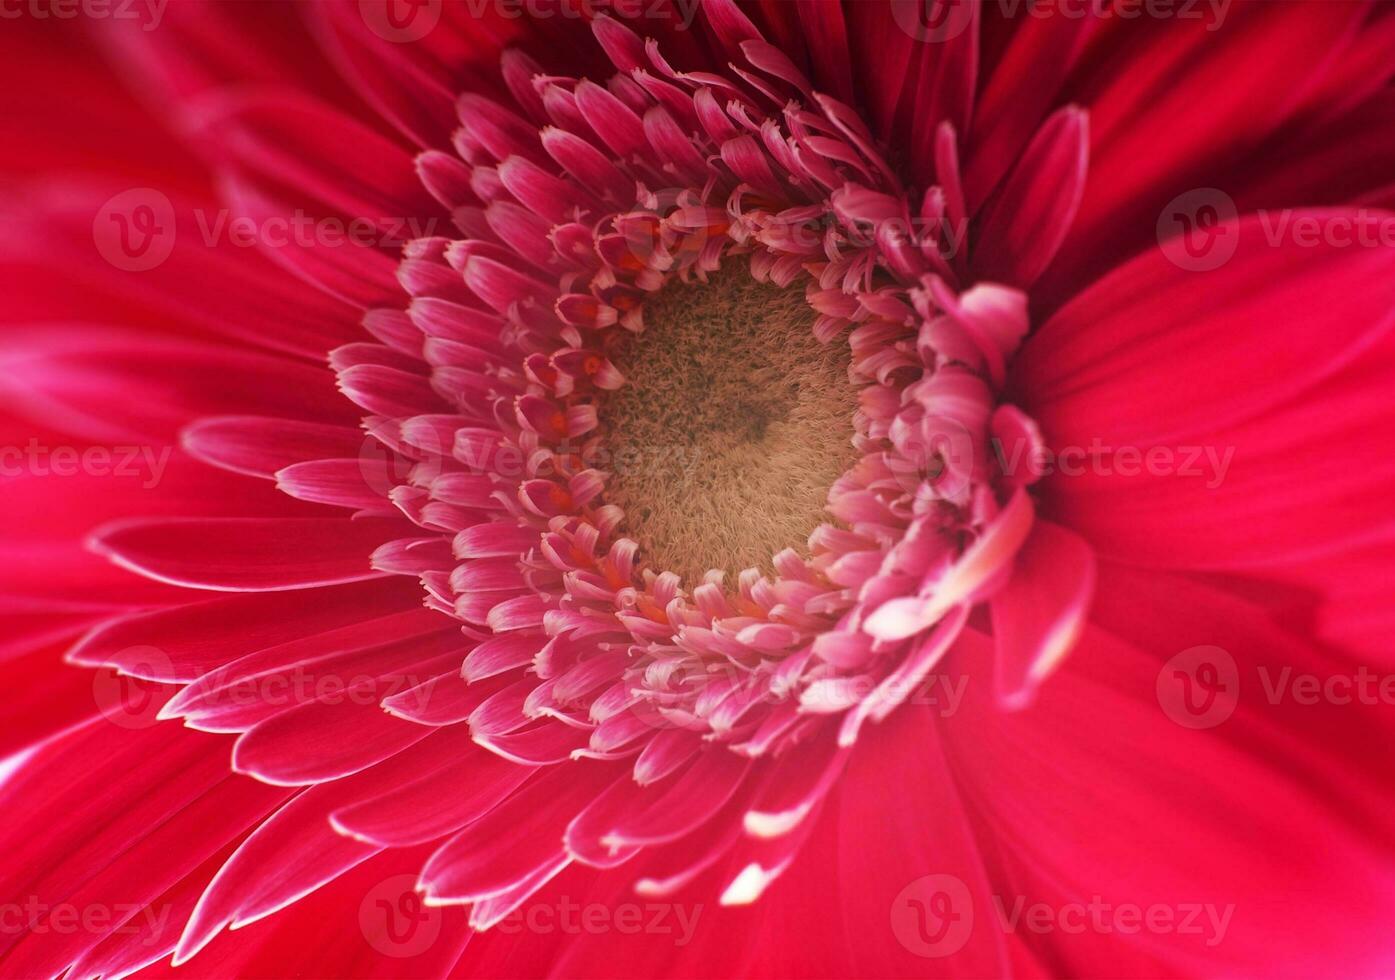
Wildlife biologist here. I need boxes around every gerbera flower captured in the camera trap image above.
[3,0,1395,976]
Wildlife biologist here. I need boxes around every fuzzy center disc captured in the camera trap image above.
[599,265,861,583]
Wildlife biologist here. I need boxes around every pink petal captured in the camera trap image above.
[89,517,402,592]
[989,519,1096,709]
[183,417,367,479]
[864,489,1034,641]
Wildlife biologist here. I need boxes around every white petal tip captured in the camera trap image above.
[719,863,775,906]
[743,805,809,840]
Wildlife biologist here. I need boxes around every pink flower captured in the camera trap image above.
[2,1,1395,976]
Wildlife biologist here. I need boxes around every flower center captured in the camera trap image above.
[599,265,861,583]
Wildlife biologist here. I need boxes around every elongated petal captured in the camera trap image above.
[91,518,404,591]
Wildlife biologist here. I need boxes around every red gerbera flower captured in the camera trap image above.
[3,1,1395,976]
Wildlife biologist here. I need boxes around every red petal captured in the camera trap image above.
[1016,212,1395,448]
[973,106,1088,288]
[989,519,1096,708]
[90,517,406,591]
[183,416,366,479]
